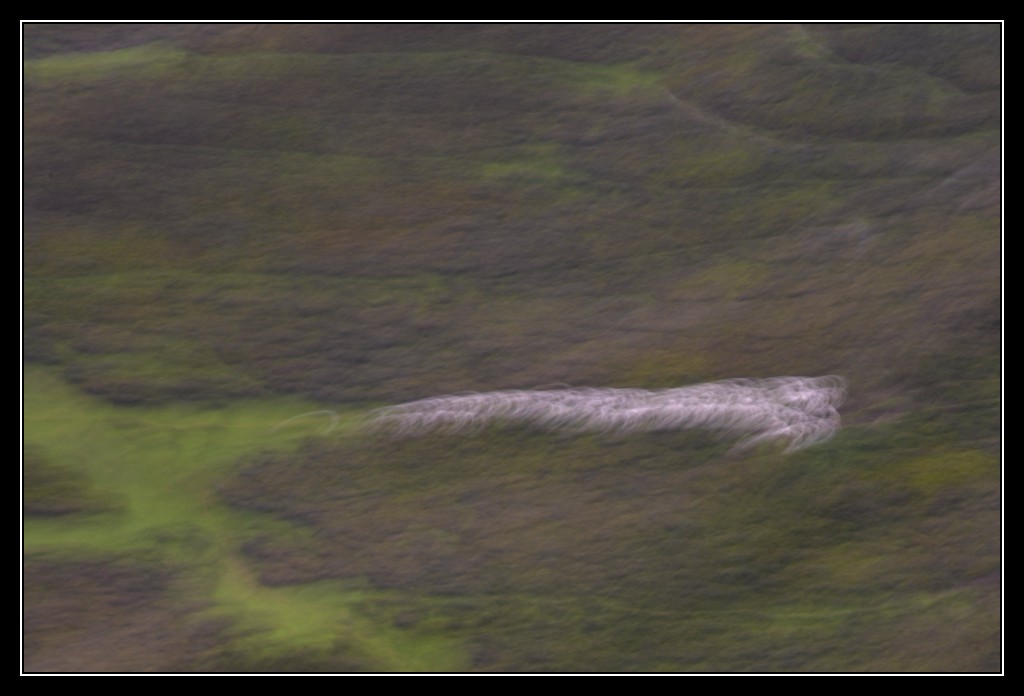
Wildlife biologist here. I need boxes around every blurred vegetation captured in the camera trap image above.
[24,445,122,516]
[23,23,1000,672]
[214,423,998,672]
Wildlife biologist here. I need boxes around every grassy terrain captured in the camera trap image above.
[24,367,468,671]
[23,23,1000,672]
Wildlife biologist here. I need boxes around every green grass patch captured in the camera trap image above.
[24,43,188,83]
[23,366,469,671]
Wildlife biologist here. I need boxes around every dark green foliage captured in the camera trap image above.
[217,422,999,672]
[23,22,1000,407]
[24,446,120,516]
[23,554,223,672]
[24,23,1000,409]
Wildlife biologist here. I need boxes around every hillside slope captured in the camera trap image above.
[23,23,1000,673]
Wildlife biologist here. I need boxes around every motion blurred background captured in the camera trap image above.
[23,23,1001,672]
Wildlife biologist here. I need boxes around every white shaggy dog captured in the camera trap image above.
[367,376,847,452]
